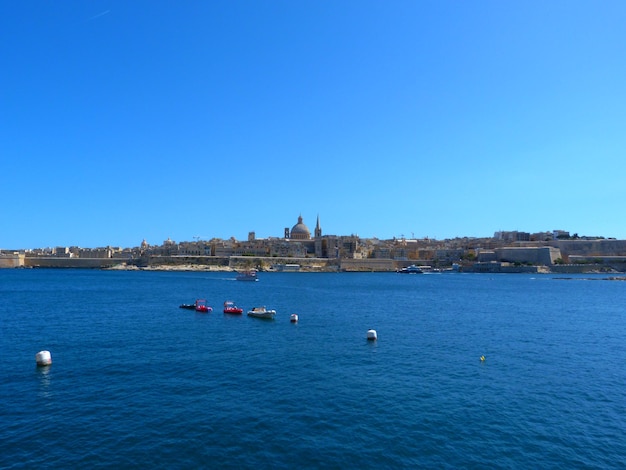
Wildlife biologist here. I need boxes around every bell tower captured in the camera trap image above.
[314,214,322,238]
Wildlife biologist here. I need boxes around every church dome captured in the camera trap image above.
[291,215,311,240]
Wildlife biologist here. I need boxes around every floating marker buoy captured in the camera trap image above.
[35,350,52,367]
[290,314,298,323]
[367,329,377,341]
[480,355,485,362]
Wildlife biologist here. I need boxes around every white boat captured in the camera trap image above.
[398,264,423,274]
[236,270,258,281]
[247,306,276,319]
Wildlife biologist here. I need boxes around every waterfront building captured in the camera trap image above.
[233,240,269,257]
[494,231,531,242]
[269,239,308,258]
[553,230,570,239]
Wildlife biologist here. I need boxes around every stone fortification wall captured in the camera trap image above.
[24,257,129,268]
[477,250,497,262]
[0,254,25,268]
[495,246,561,265]
[549,264,604,274]
[145,255,401,272]
[141,255,331,271]
[340,258,395,272]
[466,262,545,273]
[552,240,626,260]
[228,256,332,271]
[142,255,230,268]
[566,256,626,271]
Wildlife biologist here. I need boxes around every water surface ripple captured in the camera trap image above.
[1,270,625,468]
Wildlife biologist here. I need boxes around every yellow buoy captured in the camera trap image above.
[480,355,485,362]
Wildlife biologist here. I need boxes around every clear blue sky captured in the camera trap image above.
[2,1,625,249]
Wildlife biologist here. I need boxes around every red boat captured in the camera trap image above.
[223,301,243,314]
[195,299,212,313]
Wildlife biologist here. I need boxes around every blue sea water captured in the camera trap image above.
[1,269,625,469]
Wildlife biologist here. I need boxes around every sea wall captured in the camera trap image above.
[465,262,547,273]
[24,257,129,268]
[143,255,333,271]
[339,258,395,272]
[14,254,625,273]
[138,255,230,268]
[0,253,25,268]
[549,264,604,274]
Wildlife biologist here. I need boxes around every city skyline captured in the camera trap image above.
[1,208,621,251]
[3,1,626,249]
[4,212,617,252]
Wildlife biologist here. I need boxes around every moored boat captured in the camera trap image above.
[194,299,212,313]
[247,306,276,319]
[223,301,243,314]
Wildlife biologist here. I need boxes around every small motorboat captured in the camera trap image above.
[194,299,212,313]
[247,306,276,319]
[223,301,243,314]
[236,270,258,281]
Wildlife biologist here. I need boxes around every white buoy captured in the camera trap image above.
[290,314,299,323]
[367,329,377,341]
[35,350,52,367]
